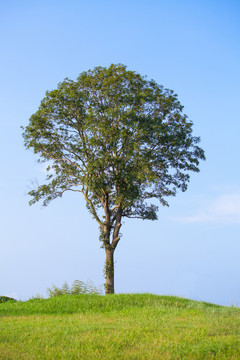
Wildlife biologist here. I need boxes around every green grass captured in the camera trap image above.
[0,294,240,359]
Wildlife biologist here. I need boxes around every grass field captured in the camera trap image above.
[0,294,240,359]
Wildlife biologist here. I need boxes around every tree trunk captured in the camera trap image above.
[105,248,114,294]
[103,205,122,295]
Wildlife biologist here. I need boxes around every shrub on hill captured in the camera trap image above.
[0,296,17,303]
[47,280,102,297]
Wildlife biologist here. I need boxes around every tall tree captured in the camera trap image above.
[22,64,205,294]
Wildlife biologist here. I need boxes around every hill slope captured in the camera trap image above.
[0,294,240,359]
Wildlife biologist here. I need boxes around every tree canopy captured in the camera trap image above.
[22,64,205,293]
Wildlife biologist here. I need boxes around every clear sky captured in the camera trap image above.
[1,0,240,305]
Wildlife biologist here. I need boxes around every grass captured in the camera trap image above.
[0,294,240,359]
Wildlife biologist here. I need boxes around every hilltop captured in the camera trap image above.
[0,294,239,359]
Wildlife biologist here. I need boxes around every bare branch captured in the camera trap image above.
[111,207,122,249]
[82,188,103,227]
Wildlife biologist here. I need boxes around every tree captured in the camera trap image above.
[22,64,205,294]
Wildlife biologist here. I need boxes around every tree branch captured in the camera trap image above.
[82,188,103,227]
[111,206,122,249]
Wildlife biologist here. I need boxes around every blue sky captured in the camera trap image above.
[1,0,240,305]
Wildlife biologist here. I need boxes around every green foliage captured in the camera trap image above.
[0,296,16,303]
[47,280,103,298]
[22,63,205,220]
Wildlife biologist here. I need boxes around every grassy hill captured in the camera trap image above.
[0,294,240,359]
